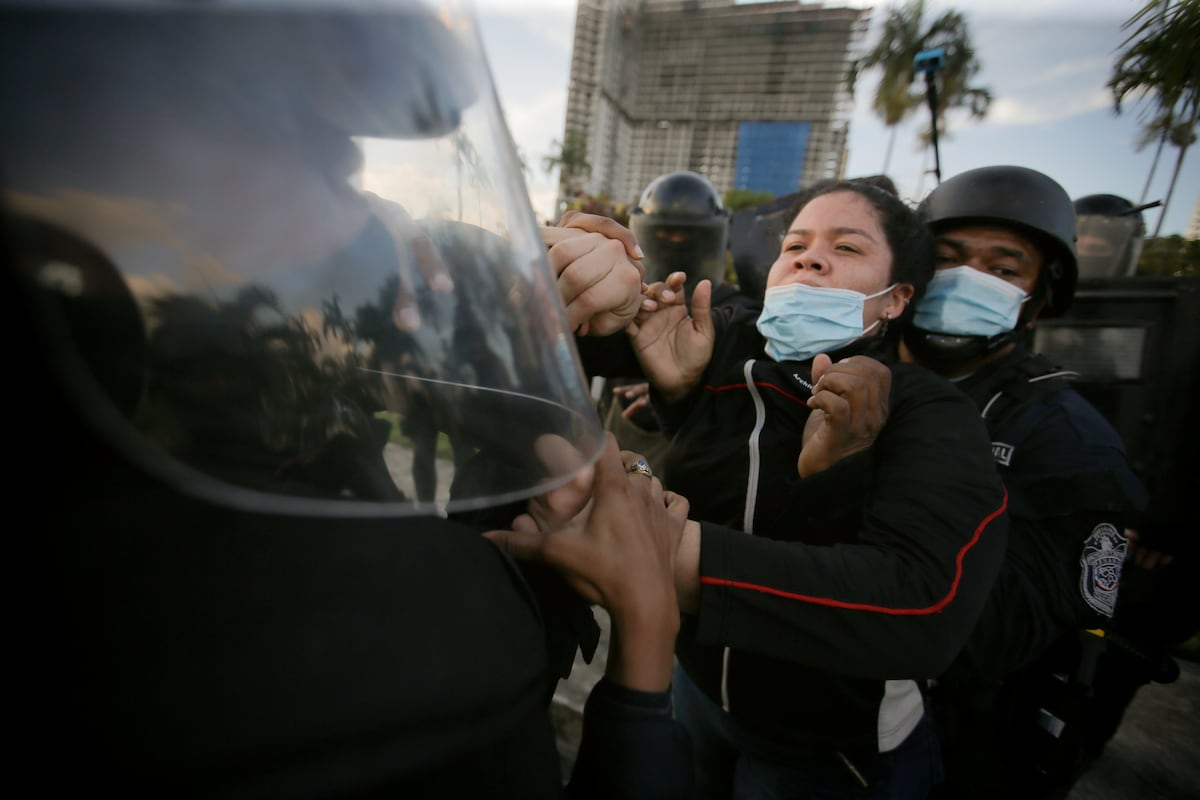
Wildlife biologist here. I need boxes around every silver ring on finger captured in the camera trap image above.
[627,458,653,479]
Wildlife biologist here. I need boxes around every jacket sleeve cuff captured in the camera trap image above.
[566,677,693,799]
[649,383,702,436]
[787,447,875,506]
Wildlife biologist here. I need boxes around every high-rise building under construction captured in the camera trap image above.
[559,0,871,211]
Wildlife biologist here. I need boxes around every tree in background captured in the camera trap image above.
[1109,0,1200,238]
[562,191,630,227]
[512,144,531,189]
[451,131,486,224]
[1137,234,1200,277]
[845,0,991,176]
[723,188,775,212]
[543,132,591,203]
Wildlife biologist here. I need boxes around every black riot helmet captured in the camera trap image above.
[729,191,800,304]
[1074,193,1148,279]
[628,171,731,296]
[919,165,1078,316]
[905,165,1079,370]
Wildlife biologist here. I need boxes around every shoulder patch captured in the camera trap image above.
[992,441,1014,466]
[1079,523,1127,618]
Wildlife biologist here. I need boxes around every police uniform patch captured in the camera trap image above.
[1079,523,1127,617]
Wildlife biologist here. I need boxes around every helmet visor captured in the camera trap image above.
[629,215,730,290]
[1075,214,1144,279]
[0,0,604,516]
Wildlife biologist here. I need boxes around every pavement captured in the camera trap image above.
[1065,656,1200,800]
[551,608,1200,798]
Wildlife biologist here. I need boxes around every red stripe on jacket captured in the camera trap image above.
[705,381,808,405]
[699,488,1009,615]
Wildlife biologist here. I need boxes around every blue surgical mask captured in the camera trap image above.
[914,266,1028,337]
[756,283,896,362]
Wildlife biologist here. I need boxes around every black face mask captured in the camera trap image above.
[902,325,1017,373]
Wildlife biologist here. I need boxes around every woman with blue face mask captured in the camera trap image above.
[754,188,914,362]
[627,182,927,401]
[565,179,1010,800]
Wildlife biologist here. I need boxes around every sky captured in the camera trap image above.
[470,0,1198,238]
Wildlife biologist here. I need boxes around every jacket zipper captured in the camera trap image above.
[722,360,767,713]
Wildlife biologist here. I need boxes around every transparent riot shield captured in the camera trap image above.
[0,0,605,516]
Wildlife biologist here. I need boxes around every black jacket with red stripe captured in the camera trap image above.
[649,305,1008,752]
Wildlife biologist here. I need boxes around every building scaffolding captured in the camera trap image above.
[559,0,871,213]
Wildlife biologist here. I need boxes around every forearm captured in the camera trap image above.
[651,373,700,406]
[690,482,1007,679]
[944,523,1077,685]
[567,679,693,800]
[634,349,706,406]
[685,391,1009,677]
[604,603,680,692]
[674,520,702,615]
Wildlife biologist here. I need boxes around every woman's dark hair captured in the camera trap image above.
[785,179,936,335]
[849,173,899,197]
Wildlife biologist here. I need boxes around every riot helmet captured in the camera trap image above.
[1073,194,1147,279]
[0,0,605,518]
[628,171,731,296]
[905,165,1079,369]
[729,192,800,304]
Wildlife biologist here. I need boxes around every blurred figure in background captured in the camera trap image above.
[596,171,753,465]
[1064,191,1200,783]
[628,170,734,304]
[1073,193,1150,279]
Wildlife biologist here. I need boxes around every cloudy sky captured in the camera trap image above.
[472,0,1198,237]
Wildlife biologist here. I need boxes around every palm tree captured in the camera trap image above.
[1138,123,1170,205]
[542,131,591,199]
[1108,0,1200,237]
[451,131,488,223]
[845,0,991,176]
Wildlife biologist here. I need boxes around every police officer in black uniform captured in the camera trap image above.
[1067,190,1200,776]
[628,171,735,304]
[902,166,1150,799]
[600,171,754,462]
[1072,193,1149,279]
[2,1,691,797]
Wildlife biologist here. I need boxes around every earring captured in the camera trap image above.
[880,312,891,338]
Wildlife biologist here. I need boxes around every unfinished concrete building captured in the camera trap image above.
[558,0,871,212]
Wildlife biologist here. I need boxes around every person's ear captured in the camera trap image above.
[1022,297,1047,330]
[884,283,914,320]
[1024,258,1052,328]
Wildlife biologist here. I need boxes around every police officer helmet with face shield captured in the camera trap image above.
[628,170,731,300]
[1073,193,1149,279]
[0,1,652,795]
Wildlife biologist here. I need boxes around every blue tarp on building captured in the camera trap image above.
[734,121,810,198]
